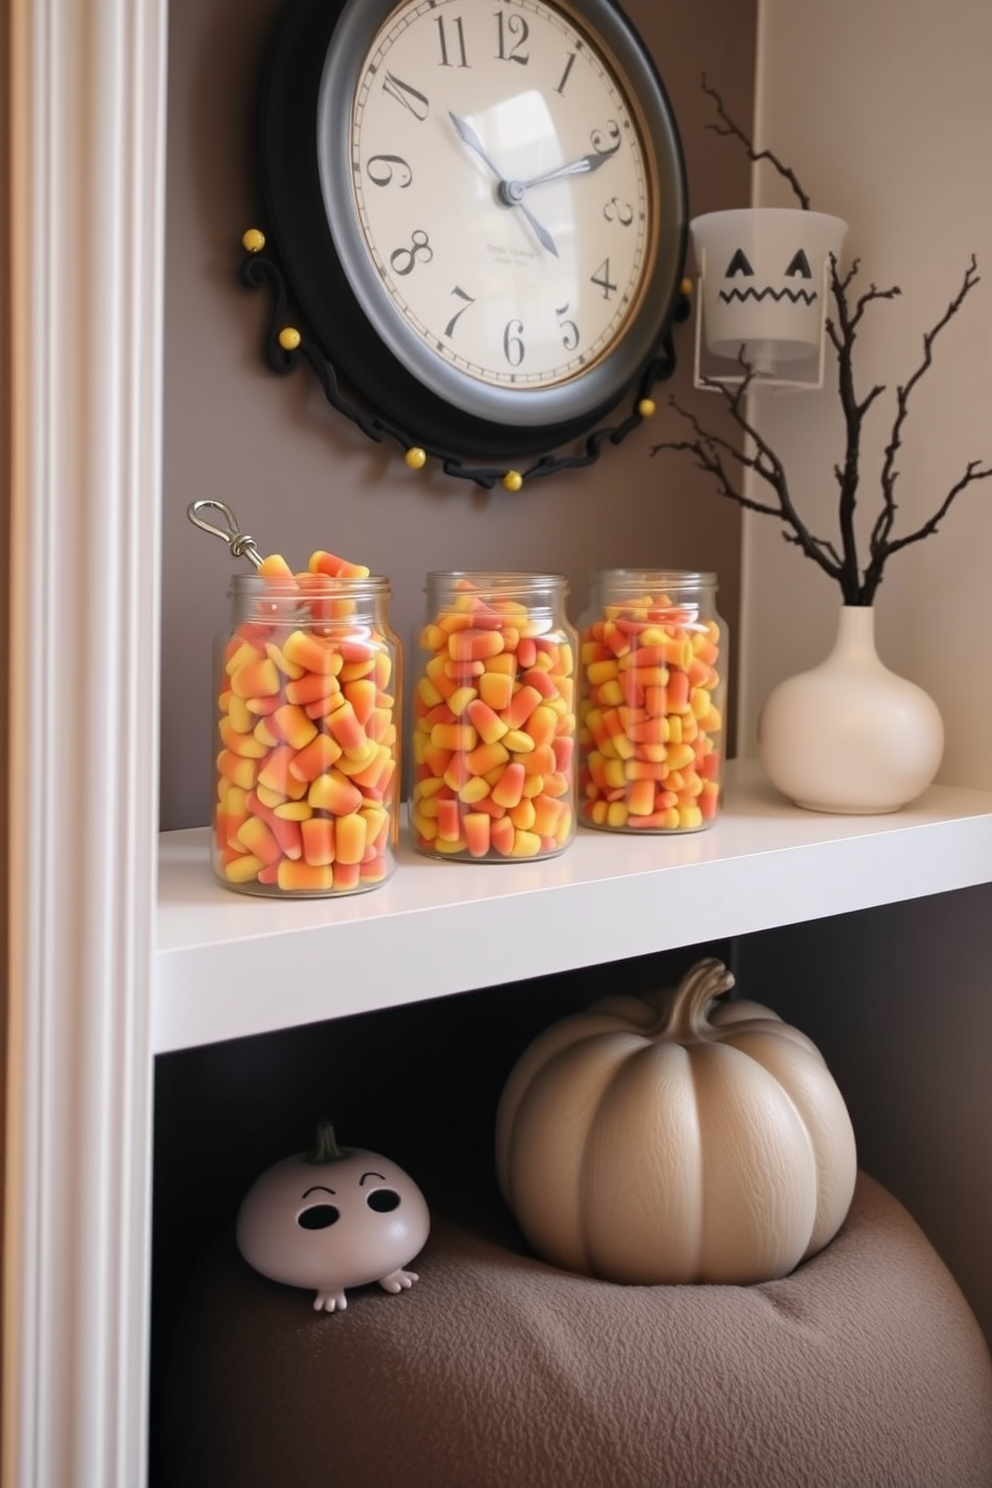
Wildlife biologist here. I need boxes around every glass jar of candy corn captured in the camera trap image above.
[577,570,727,832]
[212,570,401,896]
[410,572,578,861]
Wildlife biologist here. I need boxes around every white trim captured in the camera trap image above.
[5,2,167,1485]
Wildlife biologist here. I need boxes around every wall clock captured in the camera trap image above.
[242,0,690,489]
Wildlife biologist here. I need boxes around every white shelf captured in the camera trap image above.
[153,759,992,1054]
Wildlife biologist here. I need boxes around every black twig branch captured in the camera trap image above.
[653,367,847,588]
[654,83,990,605]
[859,254,991,600]
[700,74,810,210]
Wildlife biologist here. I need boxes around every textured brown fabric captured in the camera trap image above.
[159,1172,992,1488]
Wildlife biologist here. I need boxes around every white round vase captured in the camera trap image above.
[757,606,944,814]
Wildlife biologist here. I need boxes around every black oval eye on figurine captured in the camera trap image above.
[366,1188,401,1213]
[242,0,690,488]
[297,1204,341,1230]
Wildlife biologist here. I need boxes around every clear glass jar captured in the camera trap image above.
[410,572,578,861]
[212,572,401,896]
[577,570,727,832]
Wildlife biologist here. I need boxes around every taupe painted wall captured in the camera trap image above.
[735,886,992,1348]
[0,0,11,1438]
[160,0,753,831]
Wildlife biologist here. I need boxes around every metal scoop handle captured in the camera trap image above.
[186,499,264,569]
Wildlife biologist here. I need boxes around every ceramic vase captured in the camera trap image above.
[757,605,944,814]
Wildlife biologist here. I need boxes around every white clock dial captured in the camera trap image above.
[261,0,686,461]
[349,0,653,395]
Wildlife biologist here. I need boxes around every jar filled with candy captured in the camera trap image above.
[577,570,727,832]
[410,572,577,861]
[212,557,401,896]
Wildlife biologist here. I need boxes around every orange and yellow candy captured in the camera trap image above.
[410,580,576,860]
[578,592,723,832]
[214,548,397,895]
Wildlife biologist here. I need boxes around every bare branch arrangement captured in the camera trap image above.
[652,80,992,606]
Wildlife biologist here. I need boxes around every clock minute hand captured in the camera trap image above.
[448,111,505,184]
[448,111,559,258]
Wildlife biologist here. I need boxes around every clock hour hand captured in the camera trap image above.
[448,111,559,258]
[508,150,613,195]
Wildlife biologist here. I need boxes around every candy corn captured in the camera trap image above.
[578,590,724,832]
[410,580,576,860]
[213,549,398,895]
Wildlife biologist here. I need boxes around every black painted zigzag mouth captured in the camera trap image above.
[718,287,818,306]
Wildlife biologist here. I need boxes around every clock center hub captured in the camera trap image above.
[499,179,526,207]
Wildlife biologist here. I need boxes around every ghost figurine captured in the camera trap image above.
[236,1119,430,1312]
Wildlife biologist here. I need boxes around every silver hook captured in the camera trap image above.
[186,499,264,569]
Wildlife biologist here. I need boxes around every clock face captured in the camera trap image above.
[258,0,687,461]
[344,0,652,404]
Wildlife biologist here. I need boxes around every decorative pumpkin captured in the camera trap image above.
[495,958,857,1285]
[236,1120,430,1312]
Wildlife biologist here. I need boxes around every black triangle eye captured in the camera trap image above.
[724,248,754,277]
[784,249,812,279]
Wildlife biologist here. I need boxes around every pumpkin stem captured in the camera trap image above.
[306,1118,346,1164]
[663,958,735,1039]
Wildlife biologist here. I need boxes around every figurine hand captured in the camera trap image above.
[378,1267,420,1294]
[313,1288,348,1312]
[449,112,559,258]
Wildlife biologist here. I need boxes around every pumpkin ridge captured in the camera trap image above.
[688,1040,817,1280]
[687,1039,748,1281]
[578,1042,654,1277]
[513,1033,646,1275]
[581,1039,703,1282]
[716,1019,824,1060]
[716,1028,857,1256]
[684,1042,707,1281]
[495,1019,648,1205]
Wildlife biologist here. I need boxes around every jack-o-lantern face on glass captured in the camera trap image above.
[236,1121,430,1312]
[720,245,815,306]
[690,208,848,369]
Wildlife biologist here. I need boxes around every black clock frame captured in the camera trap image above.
[246,0,691,484]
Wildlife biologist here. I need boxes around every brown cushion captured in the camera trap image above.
[158,1170,992,1488]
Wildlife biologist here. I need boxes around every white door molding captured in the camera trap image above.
[5,2,167,1484]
